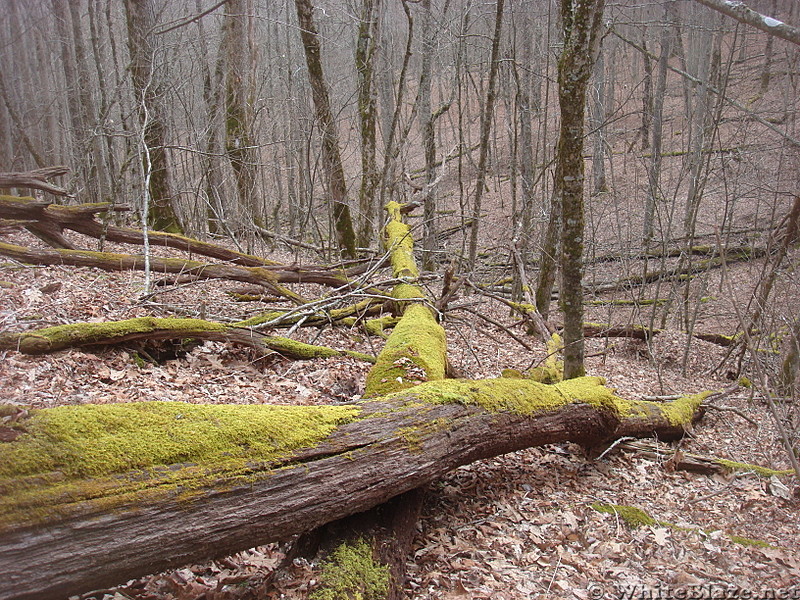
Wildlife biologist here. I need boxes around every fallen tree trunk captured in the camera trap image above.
[0,316,375,363]
[0,167,70,196]
[0,240,322,303]
[0,377,707,600]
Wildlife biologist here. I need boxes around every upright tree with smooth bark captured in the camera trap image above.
[556,0,606,379]
[294,0,358,258]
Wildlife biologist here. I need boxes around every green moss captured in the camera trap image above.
[363,315,398,339]
[729,535,772,548]
[715,459,793,478]
[738,376,752,389]
[262,336,375,363]
[311,538,390,600]
[658,392,710,426]
[0,401,359,480]
[0,317,227,354]
[591,502,657,528]
[365,304,447,397]
[384,201,418,281]
[385,376,620,416]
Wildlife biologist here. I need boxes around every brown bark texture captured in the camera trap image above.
[0,376,705,600]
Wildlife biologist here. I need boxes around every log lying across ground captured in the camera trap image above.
[0,378,708,600]
[0,316,375,362]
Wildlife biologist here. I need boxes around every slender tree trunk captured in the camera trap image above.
[67,0,110,203]
[556,0,606,379]
[124,0,182,233]
[355,0,381,249]
[467,0,505,271]
[643,0,674,248]
[223,0,262,230]
[590,48,608,194]
[52,0,89,198]
[419,0,437,270]
[294,0,357,258]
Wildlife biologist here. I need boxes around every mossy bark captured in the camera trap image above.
[294,0,357,258]
[364,202,447,397]
[0,375,706,600]
[0,316,375,363]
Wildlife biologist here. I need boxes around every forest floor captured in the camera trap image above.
[1,226,798,600]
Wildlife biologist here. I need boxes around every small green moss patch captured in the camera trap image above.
[591,502,657,528]
[729,535,772,548]
[311,538,390,600]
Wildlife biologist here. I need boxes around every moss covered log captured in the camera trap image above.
[0,317,375,363]
[0,375,706,600]
[364,202,447,397]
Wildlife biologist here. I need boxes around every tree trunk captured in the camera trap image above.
[418,0,437,270]
[467,0,505,271]
[123,0,182,233]
[643,0,673,247]
[556,0,606,379]
[223,0,262,229]
[355,0,381,249]
[294,0,357,258]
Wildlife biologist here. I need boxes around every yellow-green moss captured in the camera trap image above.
[729,535,772,548]
[657,392,710,426]
[364,304,447,397]
[385,376,620,416]
[384,201,418,281]
[263,336,375,363]
[0,317,227,354]
[591,502,657,528]
[363,315,398,338]
[0,401,359,481]
[311,538,390,600]
[715,459,793,478]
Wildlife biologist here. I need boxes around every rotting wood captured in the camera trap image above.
[0,203,712,600]
[285,200,449,599]
[0,376,707,600]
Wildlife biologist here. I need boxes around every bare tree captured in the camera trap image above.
[223,0,262,230]
[124,0,182,233]
[467,0,505,271]
[355,0,381,249]
[556,0,606,379]
[294,0,357,258]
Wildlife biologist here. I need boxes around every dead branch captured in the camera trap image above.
[0,167,70,197]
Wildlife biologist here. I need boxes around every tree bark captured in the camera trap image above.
[692,0,800,47]
[556,0,606,379]
[124,0,182,233]
[0,376,706,600]
[294,0,358,258]
[355,0,381,249]
[467,0,505,271]
[223,0,262,228]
